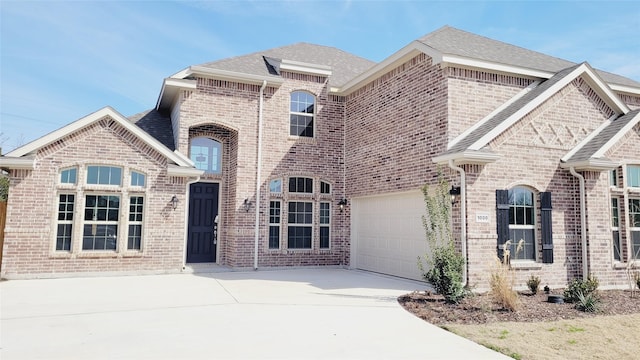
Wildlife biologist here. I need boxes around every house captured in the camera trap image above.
[1,26,639,289]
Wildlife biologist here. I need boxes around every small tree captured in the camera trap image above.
[418,174,466,303]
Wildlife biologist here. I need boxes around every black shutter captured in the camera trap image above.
[540,191,554,263]
[496,190,510,261]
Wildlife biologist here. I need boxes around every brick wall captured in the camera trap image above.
[1,118,187,277]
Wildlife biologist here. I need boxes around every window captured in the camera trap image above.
[507,187,535,260]
[60,168,77,184]
[320,181,331,194]
[128,196,144,250]
[83,195,120,250]
[269,201,281,249]
[290,91,315,137]
[628,165,640,188]
[610,169,618,187]
[131,171,146,187]
[319,202,330,248]
[288,202,312,249]
[87,166,122,186]
[270,179,282,193]
[190,137,222,174]
[630,199,640,260]
[289,177,313,193]
[611,198,621,261]
[56,194,75,251]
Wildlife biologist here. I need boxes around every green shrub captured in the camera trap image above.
[575,291,600,312]
[526,275,541,295]
[635,272,640,290]
[0,176,8,202]
[424,244,466,303]
[563,275,599,303]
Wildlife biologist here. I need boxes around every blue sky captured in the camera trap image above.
[1,0,639,152]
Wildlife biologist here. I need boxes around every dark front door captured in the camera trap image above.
[187,183,219,263]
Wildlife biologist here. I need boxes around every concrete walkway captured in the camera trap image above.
[1,268,508,359]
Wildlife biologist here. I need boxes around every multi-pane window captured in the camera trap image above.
[289,177,313,193]
[270,179,282,193]
[56,194,75,251]
[290,91,315,137]
[508,187,535,260]
[131,171,146,187]
[628,165,640,188]
[611,198,621,261]
[190,137,222,174]
[87,166,122,185]
[83,195,120,250]
[288,202,313,249]
[319,202,330,249]
[128,196,144,250]
[630,199,640,260]
[320,181,331,194]
[269,201,281,249]
[60,168,77,184]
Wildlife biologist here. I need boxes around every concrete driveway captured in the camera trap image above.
[1,268,508,359]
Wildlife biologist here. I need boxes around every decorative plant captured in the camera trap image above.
[575,291,600,312]
[527,275,541,295]
[563,275,599,303]
[417,173,466,304]
[489,256,520,311]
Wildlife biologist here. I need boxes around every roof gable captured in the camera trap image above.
[562,109,640,169]
[3,107,193,169]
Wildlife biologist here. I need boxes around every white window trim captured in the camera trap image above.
[289,91,316,138]
[82,193,121,252]
[319,202,331,249]
[629,198,640,261]
[286,201,314,250]
[268,200,282,250]
[508,187,537,262]
[127,195,145,251]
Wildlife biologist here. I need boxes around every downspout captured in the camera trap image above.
[254,80,267,270]
[447,160,467,286]
[569,167,589,279]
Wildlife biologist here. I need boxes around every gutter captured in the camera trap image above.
[569,167,589,279]
[254,80,267,270]
[448,160,467,286]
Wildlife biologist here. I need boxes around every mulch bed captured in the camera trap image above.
[398,289,640,325]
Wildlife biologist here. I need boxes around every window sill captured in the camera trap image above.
[613,261,640,270]
[510,261,542,270]
[76,251,118,259]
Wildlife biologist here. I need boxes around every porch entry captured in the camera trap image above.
[187,182,219,263]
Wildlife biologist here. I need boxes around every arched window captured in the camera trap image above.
[190,137,222,174]
[290,91,315,137]
[508,187,536,260]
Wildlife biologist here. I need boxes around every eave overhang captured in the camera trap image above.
[432,150,501,165]
[560,158,618,171]
[0,156,35,170]
[167,164,205,177]
[155,78,197,111]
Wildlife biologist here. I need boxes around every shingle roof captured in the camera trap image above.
[444,64,581,155]
[418,26,640,88]
[128,109,175,151]
[565,108,640,162]
[196,43,376,88]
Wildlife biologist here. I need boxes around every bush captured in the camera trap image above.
[424,245,466,303]
[575,291,600,312]
[635,272,640,290]
[0,176,8,202]
[526,275,541,295]
[563,275,599,303]
[489,258,520,311]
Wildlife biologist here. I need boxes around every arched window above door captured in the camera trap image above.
[190,137,222,174]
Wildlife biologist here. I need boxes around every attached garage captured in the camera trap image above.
[350,190,429,281]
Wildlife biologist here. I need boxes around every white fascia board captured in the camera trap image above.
[188,66,284,86]
[592,111,640,158]
[561,114,617,162]
[173,150,195,167]
[579,65,629,114]
[5,107,193,168]
[448,81,540,149]
[167,165,204,177]
[156,78,198,110]
[336,41,440,95]
[432,150,501,165]
[440,55,554,79]
[610,83,640,96]
[467,63,619,151]
[560,158,618,171]
[280,59,332,76]
[170,67,193,79]
[0,157,35,170]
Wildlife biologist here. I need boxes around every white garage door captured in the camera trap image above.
[350,190,429,281]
